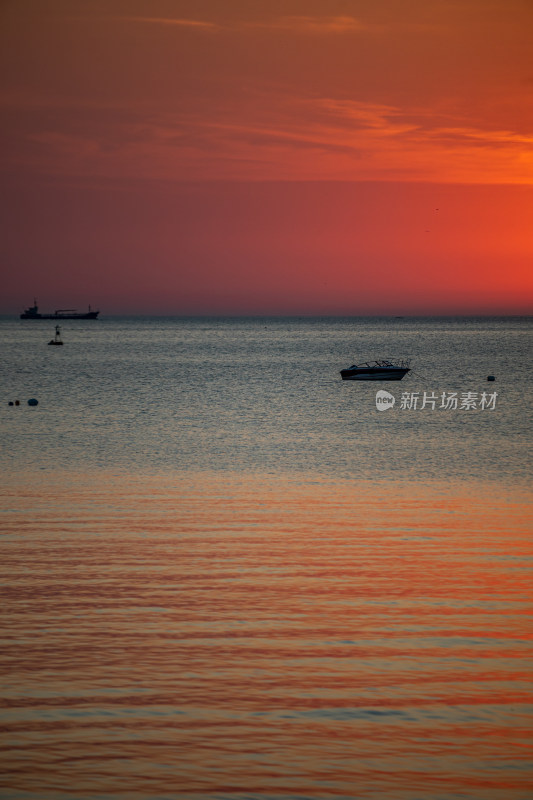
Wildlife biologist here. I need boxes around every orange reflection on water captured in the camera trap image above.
[1,471,532,799]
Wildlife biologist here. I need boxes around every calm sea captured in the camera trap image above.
[1,316,532,799]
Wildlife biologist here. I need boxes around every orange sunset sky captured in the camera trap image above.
[1,0,532,314]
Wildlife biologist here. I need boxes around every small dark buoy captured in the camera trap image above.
[8,401,13,406]
[487,375,495,382]
[15,400,20,406]
[28,398,38,406]
[48,324,63,345]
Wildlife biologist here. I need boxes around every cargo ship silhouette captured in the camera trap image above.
[20,300,99,320]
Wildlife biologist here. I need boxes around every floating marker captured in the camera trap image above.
[487,376,495,382]
[8,401,13,406]
[28,398,39,406]
[48,324,63,346]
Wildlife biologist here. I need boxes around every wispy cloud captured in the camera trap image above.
[120,15,366,35]
[124,17,220,31]
[247,16,366,34]
[3,90,532,185]
[431,126,533,147]
[314,99,419,135]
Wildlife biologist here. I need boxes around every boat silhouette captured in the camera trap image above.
[340,359,411,381]
[21,300,99,320]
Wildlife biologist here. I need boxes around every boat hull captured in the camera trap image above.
[21,312,99,320]
[341,368,410,381]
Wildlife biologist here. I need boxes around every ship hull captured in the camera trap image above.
[20,312,99,320]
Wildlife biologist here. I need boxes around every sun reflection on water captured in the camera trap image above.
[1,470,532,798]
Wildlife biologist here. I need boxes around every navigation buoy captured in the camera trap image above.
[8,401,13,406]
[48,324,63,346]
[28,398,38,406]
[487,375,495,382]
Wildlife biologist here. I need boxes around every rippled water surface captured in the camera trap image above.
[1,316,532,799]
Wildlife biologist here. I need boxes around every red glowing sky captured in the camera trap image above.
[1,0,532,314]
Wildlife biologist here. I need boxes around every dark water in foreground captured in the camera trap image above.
[1,316,532,799]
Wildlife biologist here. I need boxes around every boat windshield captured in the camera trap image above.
[347,359,410,369]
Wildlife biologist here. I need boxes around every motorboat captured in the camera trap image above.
[340,359,410,381]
